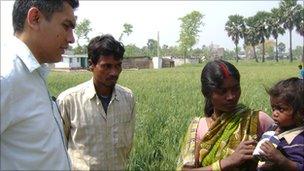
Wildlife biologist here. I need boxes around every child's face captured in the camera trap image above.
[270,97,295,128]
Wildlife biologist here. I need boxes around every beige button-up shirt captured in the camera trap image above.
[57,79,135,170]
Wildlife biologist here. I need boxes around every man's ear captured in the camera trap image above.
[88,59,94,71]
[26,7,41,30]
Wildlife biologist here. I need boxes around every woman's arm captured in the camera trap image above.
[182,140,257,171]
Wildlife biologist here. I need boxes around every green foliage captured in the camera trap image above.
[178,11,204,58]
[256,40,275,59]
[119,23,133,42]
[73,45,87,54]
[74,19,92,54]
[244,16,260,47]
[279,0,301,62]
[268,7,286,62]
[292,45,303,60]
[74,19,92,46]
[146,39,158,57]
[279,0,299,30]
[47,61,298,170]
[124,44,144,57]
[294,6,304,36]
[269,8,286,39]
[222,49,236,60]
[253,11,272,62]
[225,14,245,62]
[294,5,304,63]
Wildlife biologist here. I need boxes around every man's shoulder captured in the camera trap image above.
[57,80,90,100]
[1,54,28,90]
[1,51,21,79]
[115,84,133,96]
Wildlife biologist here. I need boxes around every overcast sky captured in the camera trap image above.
[1,1,302,50]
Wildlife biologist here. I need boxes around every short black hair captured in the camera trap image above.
[267,77,304,121]
[87,34,125,66]
[201,59,240,116]
[13,0,79,33]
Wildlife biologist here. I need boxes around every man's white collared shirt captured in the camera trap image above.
[0,36,70,170]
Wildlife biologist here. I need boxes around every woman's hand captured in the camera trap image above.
[221,140,256,170]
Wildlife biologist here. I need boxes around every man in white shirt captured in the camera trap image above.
[57,34,136,170]
[1,0,79,170]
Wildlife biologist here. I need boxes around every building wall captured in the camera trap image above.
[54,57,81,69]
[173,58,199,66]
[55,57,70,68]
[70,57,81,68]
[161,58,174,68]
[122,57,152,69]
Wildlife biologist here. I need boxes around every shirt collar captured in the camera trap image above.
[12,36,41,73]
[278,126,304,144]
[37,64,50,79]
[86,78,120,101]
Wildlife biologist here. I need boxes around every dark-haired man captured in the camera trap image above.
[57,34,136,170]
[1,0,79,170]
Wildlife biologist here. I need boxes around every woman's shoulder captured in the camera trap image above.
[196,117,209,142]
[256,111,275,136]
[257,111,274,124]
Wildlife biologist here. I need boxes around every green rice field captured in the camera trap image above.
[47,60,299,170]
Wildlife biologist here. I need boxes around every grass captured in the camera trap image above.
[47,60,299,170]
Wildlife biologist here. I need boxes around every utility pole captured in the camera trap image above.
[157,31,160,57]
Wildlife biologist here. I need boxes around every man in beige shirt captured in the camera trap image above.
[57,34,136,170]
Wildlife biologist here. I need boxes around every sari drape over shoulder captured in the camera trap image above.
[176,104,259,171]
[176,117,200,170]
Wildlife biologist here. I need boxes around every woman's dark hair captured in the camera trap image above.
[201,60,240,117]
[267,77,304,125]
[13,0,79,33]
[87,34,125,66]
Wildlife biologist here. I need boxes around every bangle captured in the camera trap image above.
[211,160,221,171]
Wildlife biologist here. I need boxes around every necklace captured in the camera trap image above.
[210,114,217,121]
[207,113,221,128]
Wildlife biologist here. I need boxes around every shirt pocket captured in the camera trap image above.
[113,114,133,148]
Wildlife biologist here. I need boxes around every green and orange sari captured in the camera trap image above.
[176,104,259,171]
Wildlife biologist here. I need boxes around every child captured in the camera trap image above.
[255,77,304,171]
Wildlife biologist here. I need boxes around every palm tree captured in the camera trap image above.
[254,11,271,62]
[225,14,245,62]
[279,0,301,62]
[269,8,286,62]
[294,6,304,63]
[244,16,259,62]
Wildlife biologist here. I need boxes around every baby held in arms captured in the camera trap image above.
[253,77,304,171]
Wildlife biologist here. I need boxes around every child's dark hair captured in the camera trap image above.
[267,77,304,125]
[201,59,240,116]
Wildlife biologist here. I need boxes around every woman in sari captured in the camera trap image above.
[177,60,274,171]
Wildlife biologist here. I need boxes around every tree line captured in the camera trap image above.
[72,0,303,63]
[225,0,303,63]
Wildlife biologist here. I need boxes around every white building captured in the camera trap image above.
[54,54,88,69]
